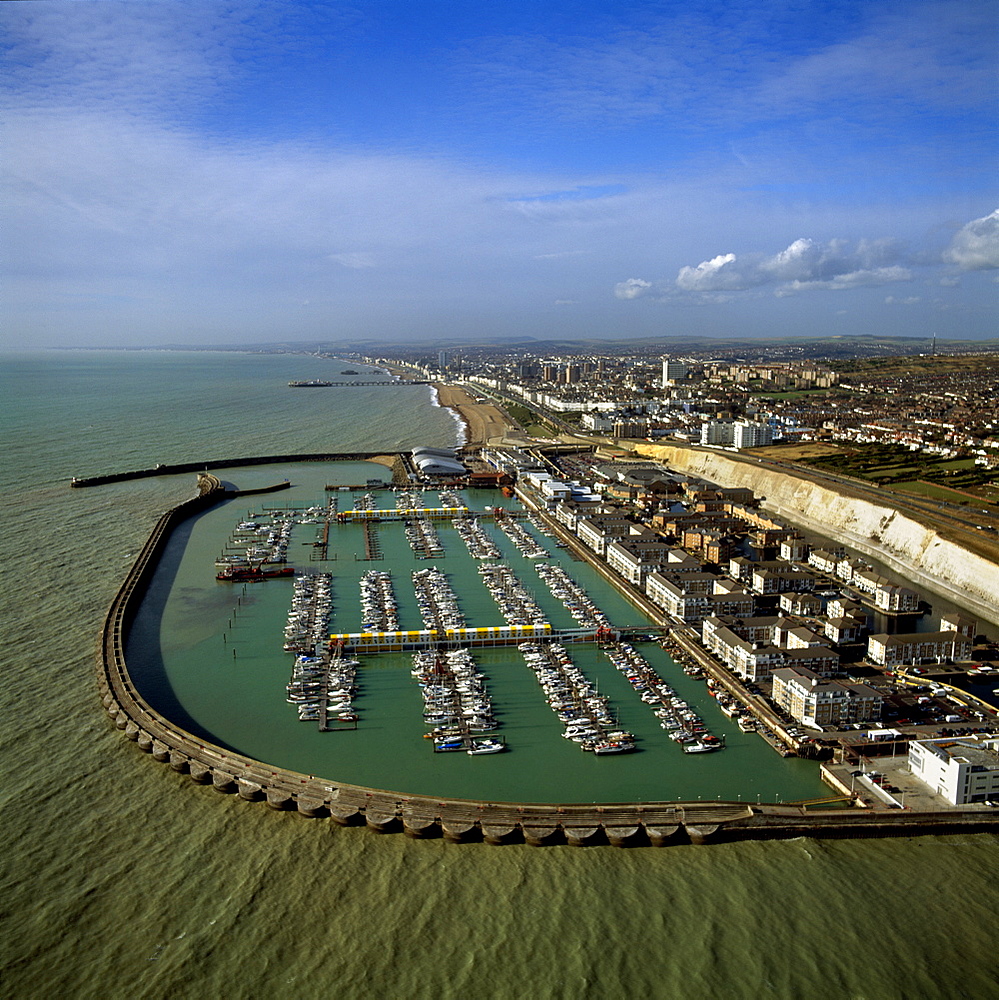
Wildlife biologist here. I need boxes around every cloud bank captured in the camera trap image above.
[617,213,999,305]
[944,209,999,271]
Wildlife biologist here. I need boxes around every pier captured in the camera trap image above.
[289,379,432,387]
[94,463,999,845]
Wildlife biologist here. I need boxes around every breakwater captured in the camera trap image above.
[95,468,999,844]
[72,452,392,488]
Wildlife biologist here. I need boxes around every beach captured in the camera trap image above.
[434,382,516,447]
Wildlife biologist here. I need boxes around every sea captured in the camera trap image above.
[1,349,996,1000]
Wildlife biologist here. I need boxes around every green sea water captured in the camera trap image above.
[2,350,997,1000]
[127,461,827,805]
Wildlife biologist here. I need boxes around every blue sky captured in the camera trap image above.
[3,0,997,347]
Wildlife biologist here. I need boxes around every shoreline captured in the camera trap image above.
[432,382,515,447]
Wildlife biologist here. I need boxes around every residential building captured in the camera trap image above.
[771,667,882,728]
[662,357,689,386]
[873,584,920,613]
[733,420,773,449]
[866,630,973,667]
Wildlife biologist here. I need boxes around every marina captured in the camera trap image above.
[114,461,841,806]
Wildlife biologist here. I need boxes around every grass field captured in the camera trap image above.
[747,440,999,508]
[893,481,981,503]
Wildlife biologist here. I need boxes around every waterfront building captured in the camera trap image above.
[480,446,545,475]
[606,537,674,586]
[873,584,920,613]
[771,667,882,728]
[808,548,842,574]
[823,615,867,645]
[647,573,712,623]
[576,515,635,556]
[866,630,973,667]
[826,596,865,620]
[552,498,611,530]
[909,736,999,805]
[785,625,830,650]
[750,566,818,595]
[412,446,466,477]
[852,568,884,594]
[780,537,810,562]
[836,557,868,584]
[939,610,978,639]
[779,592,824,616]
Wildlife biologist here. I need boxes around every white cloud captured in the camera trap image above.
[775,266,913,296]
[614,278,652,299]
[665,238,915,298]
[329,252,376,269]
[885,295,922,305]
[944,209,999,271]
[675,253,739,292]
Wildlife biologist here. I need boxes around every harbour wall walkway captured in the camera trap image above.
[72,452,392,488]
[95,470,999,845]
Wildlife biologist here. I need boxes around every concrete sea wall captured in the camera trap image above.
[95,471,998,844]
[72,452,392,488]
[633,443,999,627]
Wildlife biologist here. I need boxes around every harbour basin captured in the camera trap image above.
[126,459,830,804]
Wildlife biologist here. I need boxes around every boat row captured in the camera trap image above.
[519,640,636,755]
[478,561,547,627]
[527,513,558,540]
[411,649,504,753]
[412,566,465,630]
[216,515,295,569]
[495,516,549,559]
[283,572,333,655]
[395,488,426,509]
[359,569,399,632]
[404,517,444,559]
[286,652,360,724]
[454,516,502,559]
[535,562,611,630]
[603,640,725,754]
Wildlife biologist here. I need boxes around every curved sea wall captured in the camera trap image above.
[633,443,999,627]
[96,474,998,844]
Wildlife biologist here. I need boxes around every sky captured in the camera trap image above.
[2,0,997,348]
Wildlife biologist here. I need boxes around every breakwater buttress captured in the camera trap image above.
[96,467,999,845]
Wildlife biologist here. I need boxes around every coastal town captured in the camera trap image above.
[305,342,999,812]
[86,341,999,837]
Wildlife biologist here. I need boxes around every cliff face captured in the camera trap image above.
[633,443,999,627]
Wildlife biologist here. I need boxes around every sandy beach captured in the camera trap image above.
[434,383,516,447]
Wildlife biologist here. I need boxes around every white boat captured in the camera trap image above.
[682,739,725,754]
[467,739,505,755]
